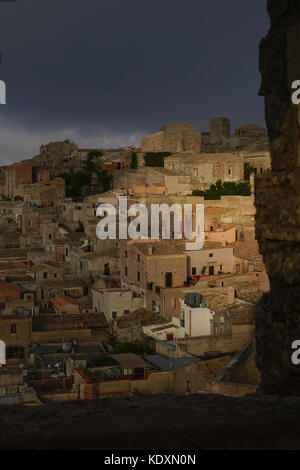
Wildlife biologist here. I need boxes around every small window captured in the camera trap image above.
[137,271,140,282]
[192,267,197,276]
[125,266,128,276]
[137,254,140,262]
[43,272,47,279]
[209,253,213,258]
[125,250,128,259]
[124,309,130,315]
[112,311,117,320]
[10,324,17,334]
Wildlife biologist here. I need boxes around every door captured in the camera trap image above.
[209,266,215,276]
[165,272,173,288]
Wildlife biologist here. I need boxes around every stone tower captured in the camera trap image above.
[210,117,231,144]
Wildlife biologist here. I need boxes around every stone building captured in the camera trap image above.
[186,242,235,278]
[141,123,202,153]
[14,179,65,206]
[39,140,78,159]
[92,288,145,323]
[121,240,187,292]
[164,152,244,189]
[0,315,32,366]
[209,117,231,144]
[242,151,271,174]
[4,160,33,199]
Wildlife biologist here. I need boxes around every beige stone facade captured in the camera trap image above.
[141,123,202,153]
[164,152,244,189]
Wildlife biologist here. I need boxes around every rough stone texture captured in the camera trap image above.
[255,0,300,395]
[141,123,202,153]
[2,394,300,449]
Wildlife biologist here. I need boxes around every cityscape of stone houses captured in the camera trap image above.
[0,117,271,404]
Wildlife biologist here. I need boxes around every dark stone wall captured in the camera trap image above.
[255,0,300,395]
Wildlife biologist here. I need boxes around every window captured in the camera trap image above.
[137,254,140,262]
[137,271,140,282]
[124,309,130,315]
[112,311,117,320]
[66,248,69,257]
[43,272,47,280]
[236,264,240,273]
[214,326,218,336]
[53,273,57,278]
[165,272,173,288]
[104,263,110,276]
[209,253,214,258]
[192,267,197,276]
[125,266,128,276]
[48,234,52,240]
[10,324,17,334]
[6,346,24,360]
[220,264,223,271]
[125,250,128,259]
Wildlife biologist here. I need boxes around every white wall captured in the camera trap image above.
[184,305,213,337]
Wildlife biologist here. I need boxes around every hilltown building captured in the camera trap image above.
[164,152,244,189]
[0,126,270,404]
[141,123,202,153]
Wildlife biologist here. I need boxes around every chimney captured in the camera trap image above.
[227,286,235,305]
[147,246,153,256]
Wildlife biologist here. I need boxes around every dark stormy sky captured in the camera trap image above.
[0,0,269,164]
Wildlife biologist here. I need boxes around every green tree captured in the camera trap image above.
[192,180,251,200]
[83,153,98,172]
[130,151,139,169]
[96,169,112,192]
[244,162,255,180]
[144,152,172,167]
